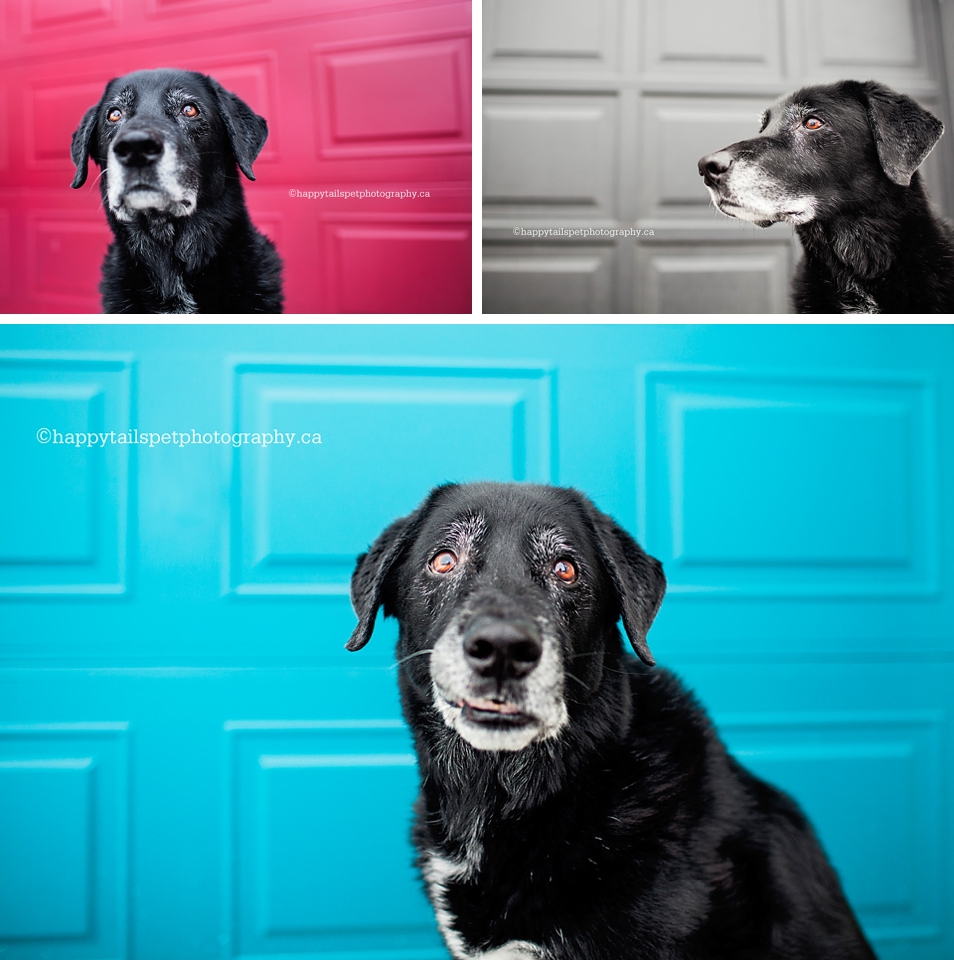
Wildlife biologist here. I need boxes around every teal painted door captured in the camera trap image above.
[1,324,952,960]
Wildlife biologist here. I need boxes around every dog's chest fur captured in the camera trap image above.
[422,845,550,960]
[793,194,954,314]
[421,839,554,960]
[406,679,676,960]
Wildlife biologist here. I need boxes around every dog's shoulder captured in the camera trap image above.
[617,661,809,828]
[610,660,736,808]
[621,659,713,739]
[793,192,954,313]
[190,220,284,313]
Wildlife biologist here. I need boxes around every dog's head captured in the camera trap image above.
[697,79,944,227]
[71,69,268,223]
[347,483,666,752]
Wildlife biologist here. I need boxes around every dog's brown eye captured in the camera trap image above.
[804,117,823,130]
[552,559,577,583]
[182,104,198,118]
[430,551,457,574]
[107,108,122,123]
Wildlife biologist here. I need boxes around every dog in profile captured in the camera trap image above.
[699,79,954,313]
[348,482,877,960]
[71,68,283,314]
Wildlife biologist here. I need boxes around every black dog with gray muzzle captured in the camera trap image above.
[71,69,282,314]
[699,79,954,313]
[348,482,876,960]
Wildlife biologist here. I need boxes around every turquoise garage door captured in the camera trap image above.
[0,324,952,960]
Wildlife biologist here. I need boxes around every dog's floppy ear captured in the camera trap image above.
[71,102,102,188]
[347,486,455,651]
[207,77,268,181]
[346,516,417,651]
[863,82,944,186]
[586,503,665,666]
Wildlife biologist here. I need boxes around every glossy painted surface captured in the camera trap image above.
[0,324,952,960]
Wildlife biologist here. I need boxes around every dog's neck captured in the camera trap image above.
[104,174,248,314]
[110,212,234,314]
[796,215,899,294]
[114,219,190,313]
[404,648,636,851]
[794,173,942,312]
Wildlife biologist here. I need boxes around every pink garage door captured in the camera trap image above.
[0,0,471,314]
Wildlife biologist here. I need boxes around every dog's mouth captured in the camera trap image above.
[717,197,763,215]
[119,183,170,208]
[712,196,778,229]
[712,192,816,228]
[117,183,195,215]
[431,675,565,752]
[459,697,534,727]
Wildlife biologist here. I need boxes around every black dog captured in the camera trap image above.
[347,483,876,960]
[71,69,282,313]
[699,79,954,313]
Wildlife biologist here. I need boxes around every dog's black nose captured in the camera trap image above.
[113,129,164,167]
[698,151,733,180]
[463,618,542,681]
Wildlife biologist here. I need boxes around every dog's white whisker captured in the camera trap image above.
[561,669,588,688]
[390,648,435,669]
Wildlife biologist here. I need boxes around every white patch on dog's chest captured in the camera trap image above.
[839,299,879,314]
[472,942,549,959]
[839,283,880,314]
[422,851,549,960]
